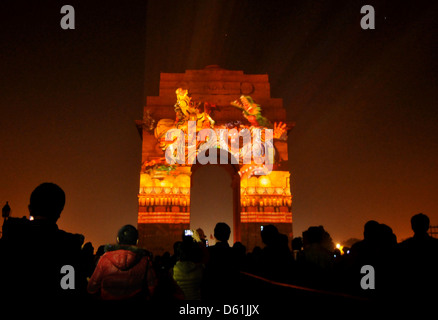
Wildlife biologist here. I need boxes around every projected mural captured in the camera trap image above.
[136,66,294,254]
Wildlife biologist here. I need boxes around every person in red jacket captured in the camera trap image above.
[87,225,157,300]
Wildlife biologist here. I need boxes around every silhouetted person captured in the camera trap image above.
[190,228,209,264]
[171,241,183,266]
[202,222,239,300]
[94,245,106,267]
[80,242,95,279]
[172,237,204,300]
[349,220,380,268]
[196,227,208,247]
[87,224,157,300]
[347,220,397,297]
[401,213,437,247]
[398,213,438,298]
[259,225,293,282]
[291,237,303,261]
[2,201,11,219]
[232,241,247,271]
[246,246,263,275]
[299,226,334,289]
[1,182,84,301]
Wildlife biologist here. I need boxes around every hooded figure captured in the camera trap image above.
[87,225,157,300]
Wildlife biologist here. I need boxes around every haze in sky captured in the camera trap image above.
[1,1,437,248]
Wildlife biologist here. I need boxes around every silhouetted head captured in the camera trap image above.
[363,220,380,241]
[378,223,397,246]
[233,241,246,255]
[291,237,303,251]
[117,224,139,245]
[96,245,106,257]
[304,226,326,245]
[196,228,206,240]
[28,183,65,222]
[252,246,262,256]
[261,224,279,246]
[411,213,430,235]
[278,233,289,248]
[214,222,231,242]
[178,240,195,261]
[82,242,94,255]
[173,241,182,255]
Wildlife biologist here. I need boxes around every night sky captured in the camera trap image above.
[1,0,437,249]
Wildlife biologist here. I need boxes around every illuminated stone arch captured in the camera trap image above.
[136,66,294,254]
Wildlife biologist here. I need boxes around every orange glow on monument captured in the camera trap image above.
[136,66,295,253]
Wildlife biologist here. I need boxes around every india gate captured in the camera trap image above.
[136,65,294,254]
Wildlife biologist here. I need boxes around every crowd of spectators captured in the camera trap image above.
[1,182,437,305]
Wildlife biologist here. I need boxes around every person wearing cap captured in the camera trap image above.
[87,224,157,300]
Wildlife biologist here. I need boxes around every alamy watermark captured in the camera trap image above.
[60,5,75,30]
[59,5,375,31]
[60,264,75,290]
[163,121,274,174]
[361,5,375,30]
[360,265,375,290]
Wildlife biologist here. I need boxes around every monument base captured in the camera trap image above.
[138,221,292,256]
[137,223,189,255]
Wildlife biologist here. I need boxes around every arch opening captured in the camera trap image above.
[190,165,234,245]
